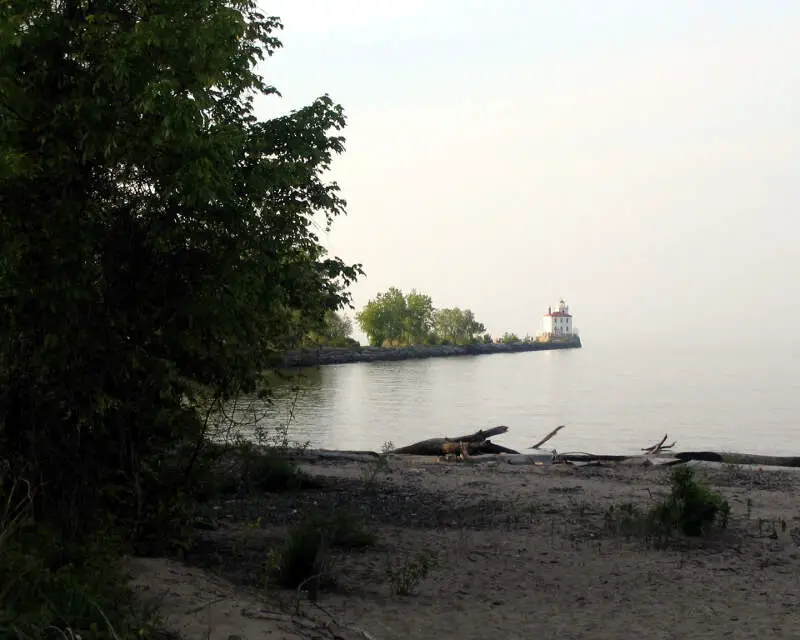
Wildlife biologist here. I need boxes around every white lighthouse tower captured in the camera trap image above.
[538,299,575,341]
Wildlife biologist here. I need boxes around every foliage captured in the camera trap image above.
[303,310,359,348]
[356,287,415,346]
[0,0,360,539]
[499,332,521,344]
[385,550,440,596]
[432,307,485,345]
[356,288,485,346]
[404,291,435,345]
[267,508,375,590]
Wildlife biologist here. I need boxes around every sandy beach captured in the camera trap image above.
[130,456,800,640]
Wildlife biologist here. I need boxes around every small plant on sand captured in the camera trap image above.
[605,467,730,547]
[360,441,394,488]
[385,550,440,596]
[267,509,376,592]
[650,466,730,538]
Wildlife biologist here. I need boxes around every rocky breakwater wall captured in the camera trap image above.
[281,337,582,368]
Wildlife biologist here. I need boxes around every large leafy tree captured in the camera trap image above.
[0,1,360,535]
[433,307,486,344]
[356,287,408,346]
[404,290,434,344]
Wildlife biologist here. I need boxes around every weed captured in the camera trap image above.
[266,509,376,591]
[360,441,394,488]
[385,550,440,596]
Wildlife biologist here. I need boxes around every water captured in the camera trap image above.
[243,342,800,457]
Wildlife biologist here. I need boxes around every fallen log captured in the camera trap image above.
[391,426,519,457]
[465,452,557,465]
[674,451,800,468]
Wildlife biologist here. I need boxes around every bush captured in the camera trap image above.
[650,466,730,537]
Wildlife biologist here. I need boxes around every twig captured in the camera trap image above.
[530,425,566,449]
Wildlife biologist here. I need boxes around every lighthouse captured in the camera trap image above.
[539,299,574,340]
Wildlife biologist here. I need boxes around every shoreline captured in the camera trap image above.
[281,337,582,368]
[132,453,800,639]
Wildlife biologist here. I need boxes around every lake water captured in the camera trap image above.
[238,342,800,457]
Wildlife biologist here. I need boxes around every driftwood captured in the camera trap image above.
[463,452,558,466]
[287,426,800,471]
[641,434,676,455]
[530,425,566,449]
[673,452,800,468]
[391,426,519,457]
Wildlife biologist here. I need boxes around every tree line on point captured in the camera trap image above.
[310,287,529,348]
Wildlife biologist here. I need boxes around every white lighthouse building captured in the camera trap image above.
[538,299,575,341]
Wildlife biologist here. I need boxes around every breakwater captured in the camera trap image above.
[281,337,582,368]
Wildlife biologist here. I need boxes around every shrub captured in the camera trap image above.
[649,466,730,537]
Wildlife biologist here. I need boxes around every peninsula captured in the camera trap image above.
[282,297,582,368]
[281,335,582,368]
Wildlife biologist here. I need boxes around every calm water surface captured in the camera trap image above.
[241,343,800,456]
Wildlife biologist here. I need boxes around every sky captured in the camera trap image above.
[257,1,800,347]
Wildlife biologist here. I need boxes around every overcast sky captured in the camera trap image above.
[258,1,799,347]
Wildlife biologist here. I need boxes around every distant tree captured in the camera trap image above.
[433,307,486,345]
[304,310,357,347]
[356,287,408,346]
[404,290,435,344]
[357,291,487,347]
[500,332,521,344]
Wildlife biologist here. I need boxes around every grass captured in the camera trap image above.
[385,550,440,596]
[266,508,377,591]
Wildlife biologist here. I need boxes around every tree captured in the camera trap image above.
[500,332,521,344]
[404,290,435,344]
[433,307,486,344]
[357,290,487,346]
[0,1,361,538]
[356,287,408,346]
[305,310,358,347]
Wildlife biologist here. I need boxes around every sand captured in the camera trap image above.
[129,457,800,639]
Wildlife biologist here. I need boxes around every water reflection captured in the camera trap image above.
[232,344,800,456]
